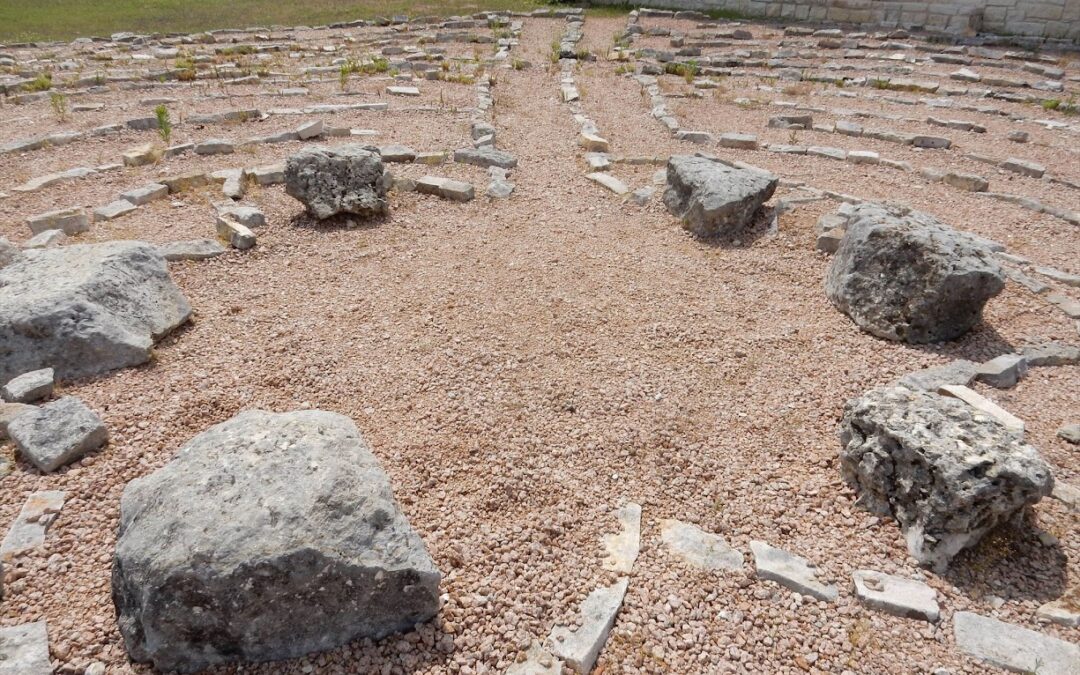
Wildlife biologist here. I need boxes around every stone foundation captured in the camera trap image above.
[587,0,1080,42]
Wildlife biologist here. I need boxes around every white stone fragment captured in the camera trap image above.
[937,384,1025,432]
[660,519,743,570]
[852,570,939,622]
[750,540,837,602]
[93,200,138,222]
[1,491,66,558]
[0,621,51,674]
[2,368,54,403]
[601,502,641,573]
[547,577,629,674]
[954,611,1079,675]
[586,172,629,195]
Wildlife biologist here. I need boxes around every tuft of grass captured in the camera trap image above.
[49,91,68,120]
[154,104,172,145]
[0,0,551,42]
[25,72,52,91]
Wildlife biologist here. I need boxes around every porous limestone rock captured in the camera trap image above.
[825,203,1004,343]
[840,386,1053,570]
[112,410,441,673]
[663,155,777,237]
[0,241,191,382]
[285,145,390,220]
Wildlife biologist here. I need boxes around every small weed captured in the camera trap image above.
[575,47,591,61]
[511,57,526,71]
[782,82,812,96]
[49,91,67,120]
[219,44,255,56]
[614,63,633,76]
[787,129,799,144]
[154,104,172,145]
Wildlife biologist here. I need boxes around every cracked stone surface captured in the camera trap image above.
[750,540,837,602]
[547,577,628,674]
[601,502,641,574]
[852,570,939,622]
[660,519,744,571]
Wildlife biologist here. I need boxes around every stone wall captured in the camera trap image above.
[586,0,1080,42]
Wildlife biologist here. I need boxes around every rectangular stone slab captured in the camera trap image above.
[852,570,939,622]
[750,540,837,602]
[0,621,51,675]
[954,611,1079,675]
[1,491,66,557]
[548,577,628,673]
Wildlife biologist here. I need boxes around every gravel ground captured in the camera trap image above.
[1,13,1078,675]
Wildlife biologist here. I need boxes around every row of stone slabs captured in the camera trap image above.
[505,502,1079,674]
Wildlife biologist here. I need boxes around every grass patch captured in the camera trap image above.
[24,72,52,91]
[0,0,548,42]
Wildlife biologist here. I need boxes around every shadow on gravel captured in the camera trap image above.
[694,204,778,249]
[289,211,391,231]
[941,514,1067,605]
[900,323,1018,364]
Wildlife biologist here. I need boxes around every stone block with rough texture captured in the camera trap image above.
[112,410,441,673]
[840,386,1052,570]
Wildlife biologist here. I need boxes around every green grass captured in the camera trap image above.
[0,0,552,42]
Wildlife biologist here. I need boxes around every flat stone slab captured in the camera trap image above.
[22,230,66,249]
[579,132,610,153]
[718,132,758,149]
[216,217,257,250]
[586,172,629,196]
[548,577,628,674]
[248,164,285,186]
[0,621,51,675]
[506,642,564,675]
[8,397,108,472]
[93,199,138,222]
[378,145,417,162]
[1,490,66,557]
[121,183,169,206]
[938,384,1025,432]
[1021,341,1080,367]
[750,540,837,602]
[416,176,475,202]
[660,519,743,571]
[975,354,1027,389]
[26,207,89,236]
[453,147,517,170]
[852,570,939,622]
[1037,586,1079,628]
[386,86,420,96]
[601,503,641,573]
[954,611,1079,675]
[1058,424,1080,444]
[895,360,978,391]
[2,368,54,403]
[158,239,227,262]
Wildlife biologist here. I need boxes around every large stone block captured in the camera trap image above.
[825,203,1004,343]
[0,241,191,382]
[840,386,1052,570]
[112,410,441,673]
[663,156,778,237]
[285,145,390,219]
